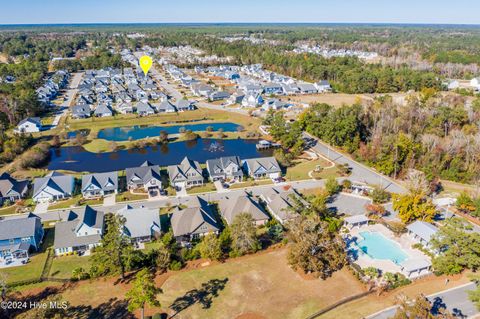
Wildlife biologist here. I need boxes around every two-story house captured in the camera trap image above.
[167,157,204,190]
[125,161,162,195]
[243,157,282,180]
[32,172,75,203]
[81,172,118,199]
[0,172,29,205]
[206,156,243,182]
[53,206,104,255]
[0,214,44,265]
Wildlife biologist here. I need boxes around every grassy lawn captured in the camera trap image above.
[186,183,217,195]
[49,255,91,280]
[285,158,333,181]
[115,192,149,202]
[48,195,104,210]
[67,108,260,134]
[0,228,54,285]
[229,179,273,189]
[319,272,472,319]
[158,249,366,319]
[0,204,21,216]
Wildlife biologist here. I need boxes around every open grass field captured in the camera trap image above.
[289,93,372,107]
[158,249,366,319]
[229,179,273,190]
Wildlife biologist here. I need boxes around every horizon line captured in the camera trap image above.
[1,22,480,27]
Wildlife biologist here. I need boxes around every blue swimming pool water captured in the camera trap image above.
[357,231,408,264]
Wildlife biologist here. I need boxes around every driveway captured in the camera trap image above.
[33,202,50,214]
[305,132,407,194]
[103,194,116,206]
[367,282,479,319]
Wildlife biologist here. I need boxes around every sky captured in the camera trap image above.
[1,0,479,25]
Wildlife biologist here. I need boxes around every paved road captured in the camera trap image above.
[367,282,478,319]
[305,132,407,194]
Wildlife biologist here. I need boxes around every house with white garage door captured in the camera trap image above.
[33,172,75,203]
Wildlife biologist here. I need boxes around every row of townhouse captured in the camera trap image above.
[6,155,281,205]
[36,70,70,105]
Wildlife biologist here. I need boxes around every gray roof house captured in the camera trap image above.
[116,103,134,114]
[81,172,118,199]
[168,157,204,189]
[94,104,113,117]
[33,172,75,203]
[206,156,243,182]
[136,101,155,116]
[176,99,194,112]
[117,205,161,242]
[170,197,219,242]
[219,192,270,226]
[125,161,162,193]
[0,172,29,205]
[0,214,44,263]
[208,91,230,101]
[406,221,439,248]
[15,117,42,133]
[261,188,304,224]
[155,100,177,113]
[71,105,91,119]
[297,82,318,94]
[243,157,282,180]
[53,206,104,255]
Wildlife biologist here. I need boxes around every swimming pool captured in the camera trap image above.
[356,231,408,264]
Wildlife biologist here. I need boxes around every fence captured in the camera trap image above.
[304,290,375,319]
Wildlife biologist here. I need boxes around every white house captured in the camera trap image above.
[15,118,42,133]
[32,172,75,203]
[470,77,480,89]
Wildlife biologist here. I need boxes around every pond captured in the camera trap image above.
[48,138,273,173]
[95,122,243,141]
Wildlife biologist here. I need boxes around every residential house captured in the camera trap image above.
[71,105,91,119]
[155,100,177,113]
[0,214,44,264]
[53,206,104,255]
[242,93,264,108]
[315,80,332,93]
[176,99,194,112]
[0,173,29,205]
[298,82,318,94]
[446,80,460,91]
[262,98,290,111]
[125,161,162,194]
[136,101,155,116]
[116,103,134,114]
[94,104,113,117]
[81,172,118,199]
[33,172,75,203]
[168,157,204,190]
[470,77,480,89]
[261,188,304,224]
[208,91,230,101]
[227,91,245,105]
[117,205,161,243]
[218,192,270,226]
[170,197,219,242]
[243,157,282,180]
[15,117,42,133]
[206,156,243,182]
[406,221,439,249]
[191,83,214,97]
[263,83,284,95]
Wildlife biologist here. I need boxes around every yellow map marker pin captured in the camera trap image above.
[139,55,153,76]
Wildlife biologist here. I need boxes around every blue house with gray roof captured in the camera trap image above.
[0,214,44,264]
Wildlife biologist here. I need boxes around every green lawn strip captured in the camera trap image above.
[115,192,149,202]
[229,179,273,190]
[48,195,103,210]
[0,205,21,216]
[186,183,217,195]
[49,255,91,280]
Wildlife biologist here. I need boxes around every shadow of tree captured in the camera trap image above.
[169,278,229,318]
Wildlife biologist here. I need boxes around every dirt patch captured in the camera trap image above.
[236,313,268,319]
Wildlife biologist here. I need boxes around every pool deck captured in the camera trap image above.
[348,224,431,278]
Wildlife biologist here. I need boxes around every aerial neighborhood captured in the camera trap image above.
[1,17,480,319]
